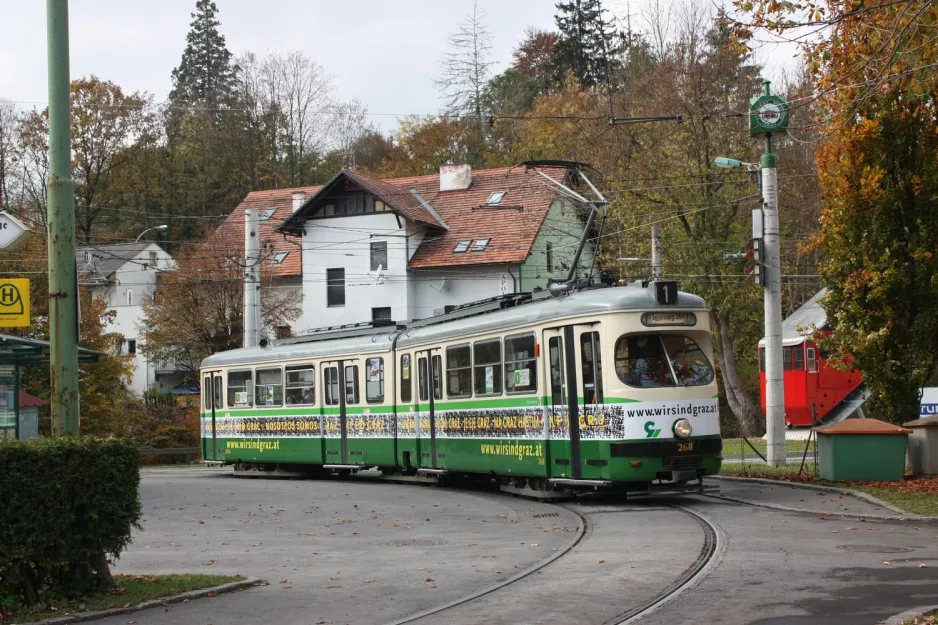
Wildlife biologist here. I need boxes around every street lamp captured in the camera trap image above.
[714,157,760,173]
[135,224,168,242]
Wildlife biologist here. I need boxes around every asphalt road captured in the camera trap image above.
[95,468,938,625]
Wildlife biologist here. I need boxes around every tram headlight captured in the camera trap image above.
[673,419,693,439]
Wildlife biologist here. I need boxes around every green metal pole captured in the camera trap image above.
[46,0,80,436]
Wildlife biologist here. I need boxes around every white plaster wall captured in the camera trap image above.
[411,266,518,319]
[300,214,412,330]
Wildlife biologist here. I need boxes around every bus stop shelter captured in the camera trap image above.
[0,334,101,440]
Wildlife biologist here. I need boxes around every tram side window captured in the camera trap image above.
[400,354,412,403]
[548,337,565,405]
[581,332,604,404]
[505,334,537,394]
[474,339,503,395]
[202,377,211,411]
[227,370,253,407]
[324,367,339,405]
[285,366,315,405]
[793,346,805,371]
[783,347,793,371]
[806,347,817,372]
[255,368,283,406]
[366,357,384,403]
[346,365,360,404]
[213,375,222,410]
[418,357,428,402]
[614,334,714,388]
[432,355,443,400]
[446,345,472,398]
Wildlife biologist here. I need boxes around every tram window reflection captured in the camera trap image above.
[285,366,315,406]
[227,370,253,407]
[505,333,537,394]
[255,368,283,407]
[366,357,384,403]
[615,334,714,388]
[446,345,472,398]
[474,339,503,396]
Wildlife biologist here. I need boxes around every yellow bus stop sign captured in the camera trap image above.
[0,279,29,327]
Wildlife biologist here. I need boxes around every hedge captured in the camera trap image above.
[0,438,142,609]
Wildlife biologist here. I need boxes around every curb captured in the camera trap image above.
[881,604,938,625]
[32,576,265,625]
[706,476,938,523]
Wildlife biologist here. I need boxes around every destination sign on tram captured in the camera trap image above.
[641,312,696,327]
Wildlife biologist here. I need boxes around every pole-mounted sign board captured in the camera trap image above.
[0,279,30,327]
[749,93,789,137]
[0,211,31,251]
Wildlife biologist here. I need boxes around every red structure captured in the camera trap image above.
[758,290,865,427]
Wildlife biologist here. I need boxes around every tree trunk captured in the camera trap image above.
[714,312,760,437]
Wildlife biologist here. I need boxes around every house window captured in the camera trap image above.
[275,325,291,339]
[149,251,158,268]
[272,252,289,265]
[806,347,817,372]
[372,307,392,322]
[783,347,793,371]
[327,268,345,307]
[793,345,805,370]
[323,204,335,216]
[453,240,472,253]
[370,241,387,271]
[127,339,137,355]
[126,289,133,306]
[471,238,490,252]
[261,207,277,221]
[546,243,553,272]
[486,191,506,206]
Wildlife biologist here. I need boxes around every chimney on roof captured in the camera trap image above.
[440,164,472,192]
[292,191,307,213]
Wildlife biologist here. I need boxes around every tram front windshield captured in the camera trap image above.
[615,334,714,388]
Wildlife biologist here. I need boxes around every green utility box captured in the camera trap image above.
[902,415,938,476]
[813,418,911,482]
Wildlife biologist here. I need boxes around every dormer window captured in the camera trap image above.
[261,207,277,221]
[471,238,490,252]
[453,240,472,253]
[272,252,289,265]
[486,192,506,206]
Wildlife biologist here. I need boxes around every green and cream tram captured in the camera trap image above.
[200,283,723,493]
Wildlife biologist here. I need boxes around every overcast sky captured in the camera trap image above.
[1,0,798,131]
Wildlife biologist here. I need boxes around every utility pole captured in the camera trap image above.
[750,81,789,465]
[46,0,80,436]
[243,209,260,348]
[650,224,662,281]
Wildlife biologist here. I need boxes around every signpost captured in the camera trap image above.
[0,212,32,251]
[0,279,30,328]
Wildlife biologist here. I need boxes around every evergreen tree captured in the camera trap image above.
[552,0,624,89]
[167,0,237,133]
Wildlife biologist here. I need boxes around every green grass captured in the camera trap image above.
[848,486,938,517]
[722,437,816,456]
[719,462,817,479]
[8,574,245,624]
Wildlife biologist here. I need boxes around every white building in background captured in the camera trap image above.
[269,164,596,331]
[76,242,181,395]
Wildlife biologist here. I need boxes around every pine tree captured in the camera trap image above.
[167,0,237,131]
[552,0,624,88]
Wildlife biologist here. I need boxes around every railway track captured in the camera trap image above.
[382,501,724,625]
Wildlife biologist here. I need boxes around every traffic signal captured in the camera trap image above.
[745,238,765,286]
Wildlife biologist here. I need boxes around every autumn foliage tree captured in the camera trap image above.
[735,0,938,422]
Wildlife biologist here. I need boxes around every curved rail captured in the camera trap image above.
[382,505,590,625]
[611,503,724,624]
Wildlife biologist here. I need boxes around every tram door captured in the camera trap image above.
[543,324,603,479]
[321,361,345,464]
[415,349,442,469]
[201,371,223,461]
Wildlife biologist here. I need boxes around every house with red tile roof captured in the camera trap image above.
[271,163,596,331]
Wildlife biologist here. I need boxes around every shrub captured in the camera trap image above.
[0,438,141,611]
